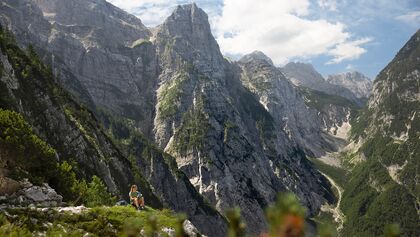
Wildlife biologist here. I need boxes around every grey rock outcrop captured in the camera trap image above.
[327,71,372,99]
[0,179,62,207]
[183,220,207,237]
[240,50,274,66]
[126,135,228,237]
[281,62,326,89]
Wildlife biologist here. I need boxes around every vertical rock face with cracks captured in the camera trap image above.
[0,0,158,137]
[238,51,339,157]
[281,62,361,141]
[152,4,334,233]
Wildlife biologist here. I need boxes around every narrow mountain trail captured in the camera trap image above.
[319,170,345,231]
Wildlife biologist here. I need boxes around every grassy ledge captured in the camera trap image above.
[0,206,180,237]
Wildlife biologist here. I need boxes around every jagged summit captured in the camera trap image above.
[327,71,372,99]
[281,62,362,104]
[155,3,224,76]
[284,61,318,71]
[160,3,212,38]
[328,71,371,82]
[174,3,200,14]
[239,51,274,66]
[281,61,327,87]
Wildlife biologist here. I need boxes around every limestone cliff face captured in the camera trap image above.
[152,5,335,233]
[281,62,361,141]
[0,0,158,137]
[123,133,228,237]
[238,51,338,157]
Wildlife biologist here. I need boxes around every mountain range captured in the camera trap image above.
[0,0,418,236]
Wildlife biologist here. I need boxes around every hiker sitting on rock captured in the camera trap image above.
[129,184,145,210]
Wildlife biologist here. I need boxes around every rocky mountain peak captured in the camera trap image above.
[281,62,363,104]
[328,71,370,82]
[239,51,274,66]
[348,71,369,81]
[156,3,224,77]
[368,29,420,114]
[281,62,326,86]
[327,71,372,99]
[283,62,319,74]
[160,3,212,41]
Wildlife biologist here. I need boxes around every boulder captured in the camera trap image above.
[0,179,62,207]
[183,220,207,237]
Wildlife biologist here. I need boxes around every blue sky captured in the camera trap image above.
[108,0,419,79]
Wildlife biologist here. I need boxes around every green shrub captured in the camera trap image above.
[84,176,116,207]
[265,193,306,237]
[0,109,56,184]
[158,74,187,119]
[226,208,246,237]
[0,109,115,205]
[173,105,209,154]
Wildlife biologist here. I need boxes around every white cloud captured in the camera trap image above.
[107,0,372,64]
[346,64,354,70]
[395,11,420,25]
[326,37,373,64]
[107,0,222,26]
[107,0,164,10]
[107,0,180,26]
[214,0,371,65]
[134,5,177,26]
[317,0,338,11]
